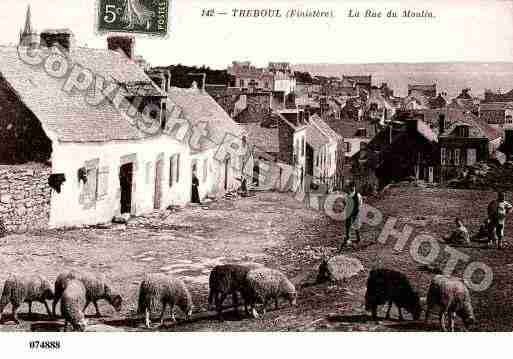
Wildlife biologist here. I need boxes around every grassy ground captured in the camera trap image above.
[0,188,512,332]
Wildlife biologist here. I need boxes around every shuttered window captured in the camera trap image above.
[467,148,477,165]
[97,166,109,199]
[454,149,460,166]
[441,147,446,165]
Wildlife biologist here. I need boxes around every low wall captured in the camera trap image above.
[0,163,52,233]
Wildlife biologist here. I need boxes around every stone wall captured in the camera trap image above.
[0,163,52,233]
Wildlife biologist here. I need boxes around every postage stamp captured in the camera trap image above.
[97,0,169,36]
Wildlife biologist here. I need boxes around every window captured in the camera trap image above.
[441,147,446,165]
[203,158,208,183]
[345,142,352,153]
[169,154,180,187]
[467,148,477,165]
[145,162,152,185]
[454,148,460,166]
[240,79,245,88]
[458,125,470,137]
[316,153,319,167]
[301,136,305,157]
[85,167,98,201]
[506,115,513,125]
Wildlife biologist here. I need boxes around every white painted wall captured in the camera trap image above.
[49,136,191,228]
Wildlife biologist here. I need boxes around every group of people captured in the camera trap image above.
[338,180,513,251]
[444,191,513,249]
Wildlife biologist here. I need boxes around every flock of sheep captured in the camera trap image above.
[0,263,475,332]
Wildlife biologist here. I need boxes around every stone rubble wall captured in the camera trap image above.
[0,163,52,233]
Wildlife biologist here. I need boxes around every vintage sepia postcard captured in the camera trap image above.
[1,0,512,357]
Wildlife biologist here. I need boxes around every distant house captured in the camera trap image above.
[479,102,513,127]
[342,75,372,94]
[408,84,436,98]
[166,84,251,200]
[439,113,501,181]
[277,109,308,191]
[483,88,513,103]
[305,114,343,190]
[402,91,430,110]
[239,123,279,187]
[428,93,449,109]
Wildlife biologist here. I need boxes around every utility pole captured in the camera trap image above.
[187,72,207,91]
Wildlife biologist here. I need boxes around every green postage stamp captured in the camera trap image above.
[97,0,169,36]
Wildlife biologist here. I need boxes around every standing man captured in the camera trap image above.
[488,192,513,249]
[339,181,363,251]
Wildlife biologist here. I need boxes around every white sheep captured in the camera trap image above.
[61,279,88,332]
[0,274,54,323]
[52,270,122,317]
[137,274,193,328]
[242,268,297,318]
[425,274,475,331]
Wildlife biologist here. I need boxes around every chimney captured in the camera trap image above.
[40,29,74,52]
[438,113,446,133]
[107,35,135,60]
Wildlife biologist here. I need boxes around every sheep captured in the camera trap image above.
[425,274,475,331]
[0,274,54,323]
[52,270,122,318]
[365,268,422,321]
[208,264,261,318]
[137,274,193,328]
[60,279,87,332]
[242,268,297,319]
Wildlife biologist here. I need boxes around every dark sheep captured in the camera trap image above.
[0,274,54,323]
[425,275,475,331]
[52,270,122,317]
[365,268,422,321]
[137,274,193,328]
[61,279,87,332]
[208,263,262,318]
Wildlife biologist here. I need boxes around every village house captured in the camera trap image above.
[353,119,439,188]
[408,83,437,98]
[227,61,274,92]
[277,109,308,191]
[342,75,372,94]
[304,114,344,191]
[0,13,200,230]
[439,113,502,181]
[165,84,251,201]
[483,88,513,103]
[479,102,513,127]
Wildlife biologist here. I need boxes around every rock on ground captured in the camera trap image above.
[317,255,364,284]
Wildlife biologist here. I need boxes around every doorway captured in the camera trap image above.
[119,163,133,214]
[253,161,260,187]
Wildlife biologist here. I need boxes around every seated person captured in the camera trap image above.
[443,218,470,245]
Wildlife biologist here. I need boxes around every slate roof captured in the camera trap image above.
[439,113,501,140]
[239,123,279,153]
[166,86,245,151]
[479,102,513,111]
[309,114,343,142]
[0,46,164,143]
[306,122,329,150]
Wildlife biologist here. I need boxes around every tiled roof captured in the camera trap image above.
[167,86,245,151]
[408,84,436,92]
[0,46,163,142]
[239,123,279,153]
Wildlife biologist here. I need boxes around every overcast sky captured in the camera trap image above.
[2,0,513,69]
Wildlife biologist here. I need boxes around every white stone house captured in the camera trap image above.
[0,34,194,229]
